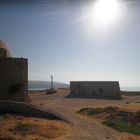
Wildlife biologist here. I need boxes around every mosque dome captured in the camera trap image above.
[0,40,11,57]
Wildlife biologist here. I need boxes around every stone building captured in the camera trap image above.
[0,40,67,121]
[0,40,28,102]
[70,81,121,99]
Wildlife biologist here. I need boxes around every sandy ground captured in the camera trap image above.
[30,89,140,140]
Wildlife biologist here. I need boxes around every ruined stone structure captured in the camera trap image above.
[70,81,121,99]
[0,58,28,101]
[0,40,67,121]
[0,40,28,102]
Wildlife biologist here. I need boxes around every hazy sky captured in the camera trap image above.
[0,0,140,88]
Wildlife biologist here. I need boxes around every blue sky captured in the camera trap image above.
[0,0,140,89]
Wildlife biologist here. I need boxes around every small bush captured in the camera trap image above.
[77,107,118,116]
[135,111,140,117]
[103,119,140,135]
[125,102,129,104]
[13,122,34,135]
[77,107,104,115]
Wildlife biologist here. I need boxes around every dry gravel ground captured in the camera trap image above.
[0,114,70,140]
[30,89,140,140]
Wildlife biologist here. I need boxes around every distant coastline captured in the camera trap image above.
[28,81,69,90]
[28,81,140,92]
[121,86,140,92]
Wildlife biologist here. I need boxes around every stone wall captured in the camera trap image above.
[0,57,28,101]
[70,81,121,99]
[0,101,69,121]
[0,48,6,57]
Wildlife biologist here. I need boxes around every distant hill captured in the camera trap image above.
[28,81,69,90]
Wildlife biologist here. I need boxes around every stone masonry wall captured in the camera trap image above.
[0,57,28,101]
[70,81,121,99]
[0,101,68,121]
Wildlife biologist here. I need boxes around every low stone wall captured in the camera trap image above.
[0,100,68,121]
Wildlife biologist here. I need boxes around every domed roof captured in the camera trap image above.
[0,40,11,57]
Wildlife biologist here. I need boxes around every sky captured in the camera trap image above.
[0,0,140,89]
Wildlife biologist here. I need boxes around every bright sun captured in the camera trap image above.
[94,0,120,25]
[87,0,124,28]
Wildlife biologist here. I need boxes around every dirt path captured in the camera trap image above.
[30,90,140,140]
[52,107,124,140]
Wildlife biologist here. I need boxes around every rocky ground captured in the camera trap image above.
[30,88,140,140]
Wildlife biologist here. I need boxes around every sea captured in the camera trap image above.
[28,81,140,91]
[121,86,140,91]
[28,81,69,90]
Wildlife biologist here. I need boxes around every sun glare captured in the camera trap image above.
[86,0,125,29]
[94,0,120,25]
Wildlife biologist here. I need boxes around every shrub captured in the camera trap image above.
[125,102,129,104]
[77,107,118,116]
[103,119,140,135]
[77,107,104,115]
[135,111,140,117]
[13,122,34,135]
